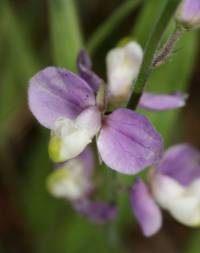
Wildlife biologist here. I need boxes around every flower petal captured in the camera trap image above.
[130,179,162,237]
[106,41,143,105]
[151,173,185,209]
[77,49,102,93]
[28,67,95,128]
[176,0,200,30]
[47,155,93,200]
[157,144,200,186]
[73,199,117,223]
[49,106,101,162]
[188,179,200,200]
[78,146,94,179]
[151,170,200,226]
[167,195,200,226]
[97,108,163,174]
[139,92,187,111]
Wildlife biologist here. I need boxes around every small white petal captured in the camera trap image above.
[106,41,143,104]
[187,179,200,201]
[49,107,101,162]
[47,159,90,200]
[167,195,200,226]
[151,173,185,209]
[151,173,200,226]
[76,106,101,137]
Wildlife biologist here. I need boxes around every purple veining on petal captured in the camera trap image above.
[97,108,163,174]
[28,67,95,128]
[77,49,102,93]
[157,144,200,186]
[73,199,117,223]
[130,178,162,237]
[139,92,188,111]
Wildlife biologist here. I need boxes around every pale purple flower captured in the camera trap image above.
[47,147,94,200]
[131,144,200,237]
[176,0,200,30]
[28,56,163,175]
[151,144,200,226]
[47,147,117,223]
[130,178,162,237]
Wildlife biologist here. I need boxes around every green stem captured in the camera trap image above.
[87,0,142,54]
[127,0,182,110]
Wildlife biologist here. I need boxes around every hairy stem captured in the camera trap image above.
[127,0,182,110]
[153,26,183,67]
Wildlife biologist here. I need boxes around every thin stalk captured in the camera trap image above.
[87,0,142,54]
[127,0,182,110]
[153,26,183,66]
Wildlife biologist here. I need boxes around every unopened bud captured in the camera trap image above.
[106,41,143,107]
[175,0,200,30]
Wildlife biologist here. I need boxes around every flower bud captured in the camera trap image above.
[175,0,200,30]
[106,41,143,107]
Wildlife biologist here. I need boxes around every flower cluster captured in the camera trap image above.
[47,147,117,223]
[28,37,195,230]
[131,144,200,236]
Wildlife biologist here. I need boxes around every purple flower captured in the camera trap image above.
[131,144,200,237]
[47,147,94,200]
[176,0,200,30]
[151,144,200,226]
[47,147,117,223]
[130,178,162,237]
[28,57,164,175]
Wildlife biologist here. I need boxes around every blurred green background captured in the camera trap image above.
[0,0,200,252]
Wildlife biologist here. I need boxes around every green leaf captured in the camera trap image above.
[87,0,143,54]
[132,0,165,46]
[49,0,83,70]
[0,1,40,143]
